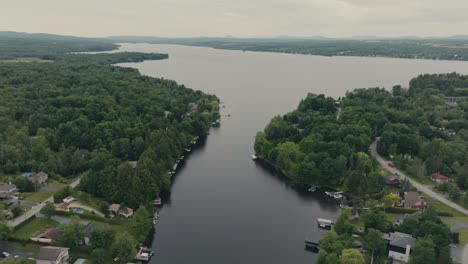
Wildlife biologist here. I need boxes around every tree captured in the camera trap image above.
[334,208,353,235]
[90,227,114,249]
[0,223,12,241]
[57,217,84,247]
[90,248,110,264]
[363,229,386,259]
[437,246,452,264]
[111,233,136,263]
[131,206,152,241]
[11,206,22,218]
[362,209,388,232]
[340,249,365,264]
[40,202,55,219]
[409,237,436,264]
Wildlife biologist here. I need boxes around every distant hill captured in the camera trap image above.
[0,31,117,59]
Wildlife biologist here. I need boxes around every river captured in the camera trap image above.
[116,44,468,264]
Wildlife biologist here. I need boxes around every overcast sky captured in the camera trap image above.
[1,0,468,38]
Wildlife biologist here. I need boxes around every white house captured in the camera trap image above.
[383,232,415,263]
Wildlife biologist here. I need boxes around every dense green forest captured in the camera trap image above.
[255,73,468,197]
[0,32,117,59]
[110,36,468,61]
[0,33,219,209]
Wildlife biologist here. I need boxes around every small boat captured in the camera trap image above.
[317,218,333,229]
[153,219,158,225]
[185,148,191,152]
[308,186,317,192]
[178,156,184,161]
[153,197,162,206]
[252,154,258,160]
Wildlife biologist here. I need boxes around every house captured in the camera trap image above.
[83,223,103,245]
[0,183,17,199]
[128,161,138,169]
[55,202,70,212]
[188,102,198,113]
[62,196,75,204]
[383,174,401,187]
[30,228,59,244]
[35,246,69,264]
[109,204,121,216]
[119,207,134,218]
[32,171,48,184]
[431,173,450,183]
[384,232,415,263]
[404,192,426,209]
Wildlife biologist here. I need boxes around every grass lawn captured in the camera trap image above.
[454,217,468,223]
[47,180,67,189]
[13,217,59,239]
[428,200,466,217]
[442,219,455,228]
[24,191,53,203]
[385,213,401,222]
[456,228,468,245]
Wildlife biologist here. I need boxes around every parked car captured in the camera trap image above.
[388,162,396,168]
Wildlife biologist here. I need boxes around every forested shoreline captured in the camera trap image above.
[0,33,220,209]
[255,73,468,199]
[109,36,468,62]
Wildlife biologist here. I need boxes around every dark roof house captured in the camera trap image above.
[384,232,415,263]
[36,246,69,264]
[383,174,401,187]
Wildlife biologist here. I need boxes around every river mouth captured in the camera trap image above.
[114,43,468,264]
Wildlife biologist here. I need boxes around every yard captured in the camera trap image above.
[456,228,468,245]
[13,217,59,239]
[46,180,67,189]
[427,200,466,217]
[23,191,53,203]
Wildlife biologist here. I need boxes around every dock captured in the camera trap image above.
[135,247,153,261]
[304,238,320,252]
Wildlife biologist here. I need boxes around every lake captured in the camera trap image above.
[116,44,468,264]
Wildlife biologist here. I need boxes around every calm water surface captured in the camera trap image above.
[116,44,468,264]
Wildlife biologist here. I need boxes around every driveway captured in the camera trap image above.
[370,140,468,216]
[68,201,105,217]
[0,243,34,258]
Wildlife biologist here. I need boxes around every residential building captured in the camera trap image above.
[431,173,450,183]
[30,228,59,244]
[119,207,134,218]
[62,196,75,204]
[109,203,120,216]
[0,183,17,199]
[383,232,415,263]
[404,192,426,209]
[32,171,48,184]
[36,246,69,264]
[383,174,401,187]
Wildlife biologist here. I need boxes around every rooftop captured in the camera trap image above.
[384,232,415,249]
[36,246,68,261]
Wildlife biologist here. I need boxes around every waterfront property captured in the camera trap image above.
[317,218,333,229]
[383,232,415,263]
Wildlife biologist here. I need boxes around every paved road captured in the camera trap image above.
[370,140,468,216]
[7,176,83,227]
[7,197,53,227]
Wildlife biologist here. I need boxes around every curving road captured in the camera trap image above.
[370,140,468,216]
